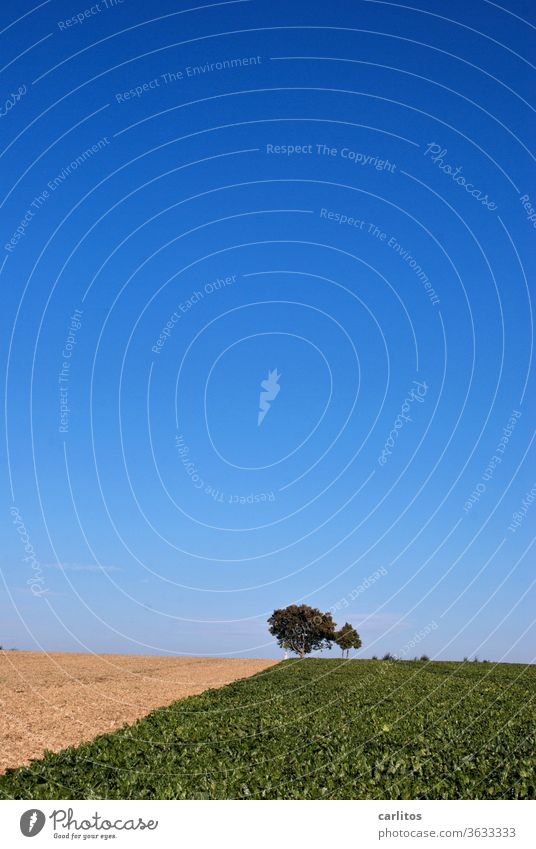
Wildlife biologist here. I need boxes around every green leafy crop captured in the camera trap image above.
[1,659,534,800]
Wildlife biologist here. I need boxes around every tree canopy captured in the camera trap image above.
[267,604,336,658]
[334,622,362,658]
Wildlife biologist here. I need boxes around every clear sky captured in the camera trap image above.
[1,0,534,661]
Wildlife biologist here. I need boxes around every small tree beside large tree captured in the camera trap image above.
[267,604,336,658]
[334,622,362,658]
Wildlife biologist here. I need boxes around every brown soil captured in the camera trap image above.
[0,651,277,772]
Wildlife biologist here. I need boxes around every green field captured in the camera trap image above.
[1,659,534,800]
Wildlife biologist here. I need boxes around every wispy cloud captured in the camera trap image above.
[15,585,65,597]
[44,563,122,573]
[347,613,411,633]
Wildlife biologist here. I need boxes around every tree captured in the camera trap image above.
[267,604,336,658]
[334,622,362,658]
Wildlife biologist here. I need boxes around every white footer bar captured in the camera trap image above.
[2,799,534,848]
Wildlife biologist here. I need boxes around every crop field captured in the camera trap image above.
[1,658,534,800]
[0,651,276,772]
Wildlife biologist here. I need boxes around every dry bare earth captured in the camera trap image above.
[0,651,277,772]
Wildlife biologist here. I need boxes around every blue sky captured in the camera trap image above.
[1,0,535,661]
